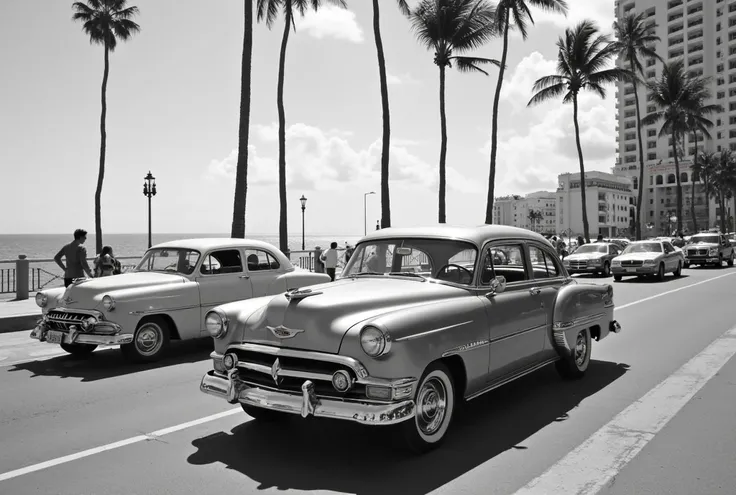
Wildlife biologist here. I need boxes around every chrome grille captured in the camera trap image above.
[687,248,707,256]
[46,310,89,332]
[569,261,588,270]
[621,260,643,267]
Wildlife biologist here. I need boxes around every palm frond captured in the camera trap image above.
[528,82,567,106]
[453,56,500,75]
[528,0,568,14]
[531,74,567,92]
[396,0,410,16]
[256,0,282,28]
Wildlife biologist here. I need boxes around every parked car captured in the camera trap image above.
[30,239,330,361]
[199,225,621,453]
[683,233,734,268]
[562,242,622,276]
[611,240,685,281]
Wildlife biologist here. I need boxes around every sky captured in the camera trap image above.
[0,0,615,236]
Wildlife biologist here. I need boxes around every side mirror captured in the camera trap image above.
[486,275,506,297]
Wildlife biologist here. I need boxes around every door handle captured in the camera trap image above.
[529,287,541,296]
[239,275,250,279]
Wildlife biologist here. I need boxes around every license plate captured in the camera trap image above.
[46,331,64,344]
[625,268,636,273]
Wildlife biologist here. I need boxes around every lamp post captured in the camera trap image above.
[364,191,375,236]
[299,194,307,251]
[142,171,157,248]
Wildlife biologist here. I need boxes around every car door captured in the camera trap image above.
[477,241,547,382]
[662,242,677,270]
[196,249,253,334]
[528,243,569,362]
[245,248,286,297]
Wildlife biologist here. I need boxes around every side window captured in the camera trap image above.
[480,243,527,285]
[529,246,561,279]
[245,249,280,271]
[200,249,243,275]
[663,243,674,253]
[609,245,620,256]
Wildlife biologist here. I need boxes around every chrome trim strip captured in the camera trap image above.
[129,304,200,315]
[442,340,490,357]
[394,320,474,342]
[552,312,606,330]
[490,324,545,345]
[466,357,559,401]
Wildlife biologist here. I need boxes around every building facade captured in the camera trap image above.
[492,192,557,234]
[613,0,733,233]
[556,171,634,238]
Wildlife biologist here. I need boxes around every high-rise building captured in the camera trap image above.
[492,192,557,233]
[612,0,734,234]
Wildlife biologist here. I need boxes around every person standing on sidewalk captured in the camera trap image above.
[321,242,339,281]
[54,229,94,287]
[93,245,121,277]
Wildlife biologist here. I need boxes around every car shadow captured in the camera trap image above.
[615,274,690,283]
[187,359,629,495]
[7,338,213,382]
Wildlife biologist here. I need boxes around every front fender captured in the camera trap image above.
[210,296,274,354]
[551,282,614,358]
[39,287,66,314]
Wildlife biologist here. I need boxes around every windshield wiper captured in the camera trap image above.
[348,272,385,277]
[388,272,427,281]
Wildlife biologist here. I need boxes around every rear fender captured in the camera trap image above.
[551,283,614,359]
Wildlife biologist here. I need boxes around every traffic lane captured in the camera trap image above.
[0,329,72,367]
[0,338,231,474]
[4,271,736,495]
[599,354,736,495]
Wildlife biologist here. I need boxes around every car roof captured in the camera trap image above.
[360,225,550,247]
[151,238,279,252]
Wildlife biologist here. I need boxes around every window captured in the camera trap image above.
[136,248,200,275]
[656,175,664,185]
[663,243,675,254]
[245,249,280,271]
[529,246,561,279]
[480,244,527,285]
[201,249,243,275]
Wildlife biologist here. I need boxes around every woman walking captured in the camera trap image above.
[93,245,121,277]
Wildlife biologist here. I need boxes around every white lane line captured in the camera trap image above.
[616,271,736,311]
[513,325,736,495]
[0,408,241,483]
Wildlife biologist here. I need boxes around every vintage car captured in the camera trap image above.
[199,226,621,452]
[562,242,622,277]
[30,239,330,361]
[610,239,685,281]
[683,233,734,268]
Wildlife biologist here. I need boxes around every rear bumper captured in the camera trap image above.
[200,370,415,426]
[611,266,656,275]
[685,257,719,264]
[30,319,130,346]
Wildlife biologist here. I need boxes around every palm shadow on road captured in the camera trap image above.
[187,359,629,495]
[6,338,212,382]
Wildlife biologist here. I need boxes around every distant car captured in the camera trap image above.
[562,242,621,277]
[30,239,330,361]
[611,240,685,281]
[200,225,621,453]
[683,233,734,268]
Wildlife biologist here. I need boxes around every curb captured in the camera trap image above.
[0,314,41,334]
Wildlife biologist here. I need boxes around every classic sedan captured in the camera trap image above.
[200,225,621,453]
[562,242,622,276]
[30,239,330,361]
[611,240,684,281]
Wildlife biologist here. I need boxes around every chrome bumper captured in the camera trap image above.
[610,320,622,334]
[200,370,416,426]
[30,320,131,346]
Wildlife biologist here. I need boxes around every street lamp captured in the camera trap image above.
[364,191,375,236]
[142,171,157,249]
[299,194,307,251]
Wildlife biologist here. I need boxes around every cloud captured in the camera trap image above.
[500,51,557,112]
[534,0,614,34]
[207,123,480,193]
[296,5,364,43]
[387,72,421,86]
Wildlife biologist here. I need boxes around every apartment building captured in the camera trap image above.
[613,0,735,233]
[556,172,634,238]
[492,191,557,234]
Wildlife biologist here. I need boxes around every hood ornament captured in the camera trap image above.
[267,325,305,340]
[285,288,323,301]
[271,358,282,385]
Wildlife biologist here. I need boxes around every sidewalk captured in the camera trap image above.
[0,298,41,333]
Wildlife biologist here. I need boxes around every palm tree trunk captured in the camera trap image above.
[631,67,645,241]
[672,136,683,233]
[95,45,110,256]
[438,64,447,224]
[231,0,253,239]
[572,95,590,242]
[277,12,291,255]
[484,14,510,224]
[720,196,726,234]
[690,133,698,234]
[372,0,391,229]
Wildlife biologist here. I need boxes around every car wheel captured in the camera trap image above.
[241,403,288,422]
[656,263,665,281]
[121,317,170,363]
[401,362,455,454]
[555,327,591,380]
[729,253,735,267]
[60,343,97,357]
[602,262,611,277]
[674,262,682,277]
[613,275,622,282]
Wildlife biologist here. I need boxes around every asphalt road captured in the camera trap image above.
[1,266,735,495]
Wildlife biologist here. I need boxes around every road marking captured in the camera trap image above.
[513,324,736,495]
[616,270,736,311]
[0,408,242,483]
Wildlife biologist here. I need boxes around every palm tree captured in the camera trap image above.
[484,0,568,224]
[527,208,543,232]
[642,60,715,234]
[528,20,626,242]
[712,150,736,234]
[695,151,718,232]
[611,12,660,240]
[231,0,254,239]
[372,0,410,230]
[685,98,721,233]
[257,0,346,254]
[72,0,140,255]
[410,0,498,223]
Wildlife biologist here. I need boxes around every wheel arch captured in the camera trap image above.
[439,355,467,402]
[137,313,180,340]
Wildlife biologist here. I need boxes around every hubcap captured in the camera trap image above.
[136,324,162,356]
[574,331,588,368]
[416,377,447,436]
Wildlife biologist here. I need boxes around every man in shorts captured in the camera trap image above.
[54,229,94,287]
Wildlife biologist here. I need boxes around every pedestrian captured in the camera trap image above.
[54,229,94,287]
[596,234,604,243]
[672,232,686,248]
[93,245,121,277]
[344,243,354,264]
[576,235,585,249]
[321,241,339,281]
[556,236,567,259]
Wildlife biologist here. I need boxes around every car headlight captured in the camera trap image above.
[562,260,570,266]
[205,310,228,339]
[360,326,391,357]
[611,259,621,266]
[643,259,656,265]
[102,295,116,311]
[588,259,602,265]
[81,317,98,331]
[35,293,48,308]
[709,248,718,256]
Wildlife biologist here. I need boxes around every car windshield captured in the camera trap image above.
[690,235,720,244]
[623,242,662,254]
[342,238,478,286]
[135,248,200,275]
[575,244,607,254]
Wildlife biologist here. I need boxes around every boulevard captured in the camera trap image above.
[1,267,735,495]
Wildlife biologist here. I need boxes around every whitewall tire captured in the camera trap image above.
[401,362,455,453]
